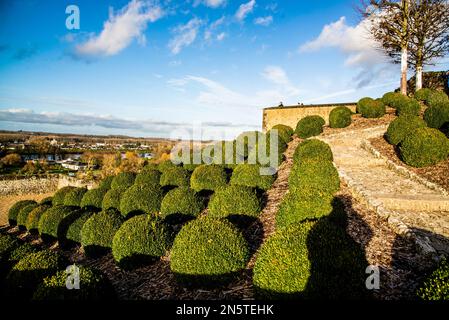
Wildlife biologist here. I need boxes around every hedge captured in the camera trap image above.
[38,205,79,241]
[170,217,250,286]
[423,103,449,129]
[33,265,115,300]
[361,99,386,118]
[295,116,325,139]
[208,185,262,218]
[112,215,173,269]
[160,166,191,187]
[381,92,398,106]
[81,208,123,257]
[8,200,37,226]
[119,184,164,218]
[52,186,77,206]
[272,124,294,137]
[417,258,449,300]
[415,88,433,102]
[247,132,287,168]
[399,127,449,167]
[356,97,374,114]
[396,98,420,116]
[288,159,340,198]
[16,203,39,230]
[235,131,264,158]
[134,170,161,187]
[39,197,53,205]
[386,115,427,145]
[203,140,243,169]
[64,210,94,245]
[230,164,276,191]
[190,164,228,192]
[110,172,136,190]
[25,205,51,233]
[329,106,352,128]
[63,187,88,207]
[293,139,333,164]
[98,176,114,189]
[80,187,109,209]
[160,187,205,221]
[427,90,449,107]
[0,234,20,261]
[158,160,179,173]
[102,187,128,210]
[4,250,66,299]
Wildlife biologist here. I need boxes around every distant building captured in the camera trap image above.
[60,160,87,171]
[50,139,58,146]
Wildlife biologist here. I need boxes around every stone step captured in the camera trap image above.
[375,194,449,212]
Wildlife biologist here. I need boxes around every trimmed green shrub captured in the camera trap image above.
[417,258,449,300]
[382,92,398,106]
[203,140,243,169]
[5,250,66,299]
[293,139,333,164]
[386,115,427,145]
[400,127,449,167]
[268,127,292,145]
[112,215,173,269]
[235,131,265,158]
[80,187,108,209]
[98,176,114,189]
[427,90,449,107]
[119,184,164,218]
[160,166,190,187]
[415,88,433,102]
[7,242,38,264]
[424,103,449,129]
[396,97,420,116]
[63,210,94,244]
[16,203,39,229]
[329,106,352,128]
[81,208,123,257]
[26,205,51,233]
[0,234,20,261]
[230,164,275,191]
[142,163,159,171]
[63,187,88,207]
[134,170,161,187]
[190,164,228,192]
[102,187,128,210]
[158,160,179,173]
[0,236,37,279]
[38,205,79,241]
[8,200,37,226]
[361,99,386,118]
[208,185,262,218]
[39,197,53,205]
[52,186,76,205]
[33,265,114,300]
[176,147,205,172]
[289,159,340,198]
[276,192,334,228]
[272,124,294,137]
[170,217,250,286]
[247,132,287,168]
[110,172,135,190]
[295,116,325,139]
[356,97,374,114]
[160,187,205,221]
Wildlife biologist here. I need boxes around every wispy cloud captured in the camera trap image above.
[168,17,203,55]
[75,0,164,59]
[261,66,301,97]
[235,0,256,22]
[254,16,273,26]
[194,0,226,8]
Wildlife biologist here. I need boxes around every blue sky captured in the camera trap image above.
[0,0,448,139]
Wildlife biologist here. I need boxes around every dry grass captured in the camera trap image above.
[0,193,54,226]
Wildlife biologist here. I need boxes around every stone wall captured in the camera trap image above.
[262,103,357,131]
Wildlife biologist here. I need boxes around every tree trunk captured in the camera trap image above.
[416,65,423,91]
[401,47,408,95]
[400,0,410,95]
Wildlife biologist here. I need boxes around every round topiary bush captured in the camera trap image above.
[170,217,250,287]
[293,139,333,164]
[98,176,114,189]
[160,166,191,187]
[399,127,449,167]
[160,187,205,222]
[417,258,449,300]
[415,88,433,102]
[16,203,39,230]
[276,192,334,228]
[361,99,386,118]
[386,115,427,145]
[134,170,161,187]
[102,187,128,210]
[52,186,77,206]
[203,140,243,169]
[63,187,88,207]
[289,159,340,198]
[247,132,287,168]
[208,185,262,218]
[272,124,294,137]
[110,172,136,190]
[235,131,264,158]
[62,209,94,245]
[0,237,38,280]
[357,97,374,114]
[26,205,51,233]
[329,106,352,128]
[119,184,164,218]
[39,197,53,205]
[190,164,228,192]
[32,265,115,300]
[8,200,37,226]
[382,92,398,106]
[80,187,109,209]
[0,234,20,261]
[295,116,325,139]
[4,250,66,299]
[81,208,123,257]
[230,164,275,191]
[158,160,179,173]
[112,215,173,269]
[396,97,420,116]
[427,90,449,107]
[38,205,79,241]
[424,103,449,129]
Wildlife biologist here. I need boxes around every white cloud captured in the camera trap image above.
[261,66,301,97]
[169,18,203,55]
[254,16,273,26]
[194,0,226,8]
[235,0,256,21]
[216,32,226,41]
[75,0,163,58]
